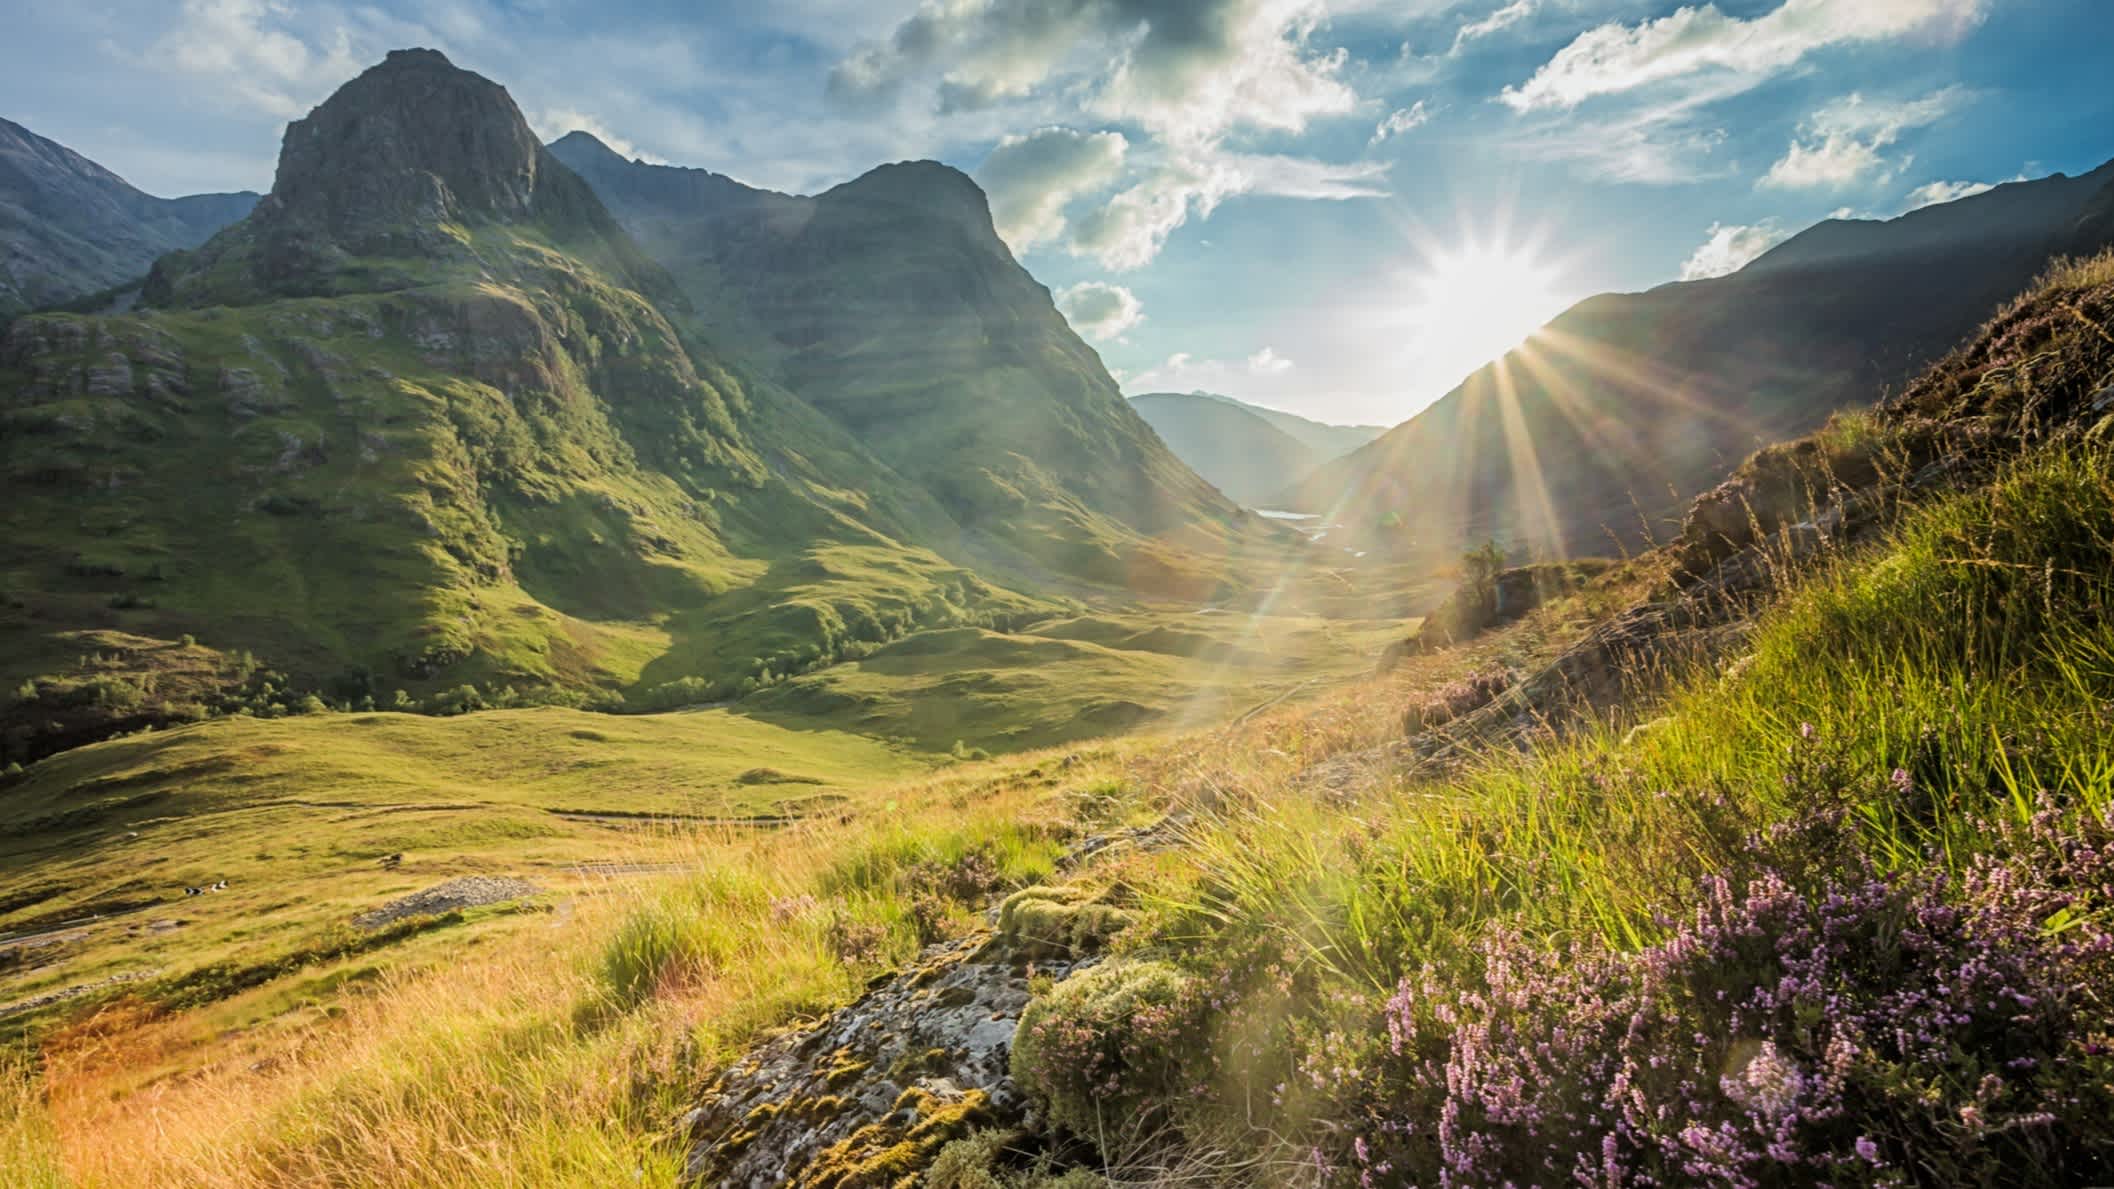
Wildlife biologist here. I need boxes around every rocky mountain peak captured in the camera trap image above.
[144,49,662,306]
[268,47,545,236]
[549,130,626,167]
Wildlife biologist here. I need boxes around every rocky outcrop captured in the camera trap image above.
[680,932,1091,1186]
[352,876,539,929]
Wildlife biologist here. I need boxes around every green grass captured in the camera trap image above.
[744,608,1412,752]
[0,703,925,1032]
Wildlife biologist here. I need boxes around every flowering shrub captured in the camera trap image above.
[1349,805,2114,1187]
[1402,669,1515,736]
[1012,960,1209,1141]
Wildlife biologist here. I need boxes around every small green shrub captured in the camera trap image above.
[1011,959,1205,1143]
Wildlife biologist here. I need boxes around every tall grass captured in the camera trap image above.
[1104,440,2114,1179]
[2,769,1083,1187]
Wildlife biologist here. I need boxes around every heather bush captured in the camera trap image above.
[1348,804,2114,1188]
[1013,960,1209,1142]
[1401,668,1514,735]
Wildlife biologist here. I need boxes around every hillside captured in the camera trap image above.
[10,251,2113,1187]
[0,117,256,322]
[1128,390,1382,505]
[0,50,1059,762]
[548,133,1258,589]
[1285,157,2114,559]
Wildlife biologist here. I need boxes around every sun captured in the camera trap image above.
[1405,235,1574,395]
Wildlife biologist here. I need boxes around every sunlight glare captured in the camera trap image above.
[1407,238,1571,391]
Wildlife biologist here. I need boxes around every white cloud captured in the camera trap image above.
[1760,87,1963,190]
[1902,172,2027,210]
[139,0,364,118]
[1071,147,1386,270]
[830,0,1377,267]
[1126,345,1296,392]
[1056,281,1146,340]
[1502,0,1990,112]
[977,127,1130,251]
[1496,71,1747,184]
[1903,178,1991,208]
[1452,0,1536,52]
[832,0,1358,147]
[1247,346,1293,373]
[1679,219,1789,280]
[1370,100,1431,144]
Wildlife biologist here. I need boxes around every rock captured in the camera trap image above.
[680,933,1091,1186]
[84,351,133,397]
[352,875,538,929]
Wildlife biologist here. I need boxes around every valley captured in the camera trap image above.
[3,16,2114,1189]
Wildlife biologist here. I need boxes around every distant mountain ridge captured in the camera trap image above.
[0,116,257,320]
[1127,391,1382,506]
[549,132,1251,589]
[1285,156,2114,559]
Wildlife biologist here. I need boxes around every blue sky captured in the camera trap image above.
[5,0,2112,425]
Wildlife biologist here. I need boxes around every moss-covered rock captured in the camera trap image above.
[996,886,1134,961]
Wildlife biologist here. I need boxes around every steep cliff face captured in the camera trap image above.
[551,135,1256,589]
[146,50,667,308]
[1285,159,2114,560]
[0,117,257,318]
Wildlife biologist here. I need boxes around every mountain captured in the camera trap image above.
[548,132,1252,588]
[1180,391,1386,459]
[0,116,257,321]
[1283,157,2114,560]
[0,49,1057,762]
[1127,391,1378,505]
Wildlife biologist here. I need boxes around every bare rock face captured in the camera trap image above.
[272,48,543,243]
[680,933,1090,1186]
[144,48,645,305]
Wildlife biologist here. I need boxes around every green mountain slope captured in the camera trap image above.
[0,50,1053,763]
[1284,157,2114,560]
[1127,391,1329,505]
[547,133,1260,591]
[0,116,257,321]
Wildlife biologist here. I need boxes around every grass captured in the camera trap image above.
[6,751,1091,1187]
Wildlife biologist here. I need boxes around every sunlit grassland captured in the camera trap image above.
[0,746,1106,1186]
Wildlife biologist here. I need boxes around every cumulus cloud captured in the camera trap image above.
[1679,219,1790,280]
[1056,281,1146,340]
[1502,0,1989,112]
[1247,346,1293,373]
[977,127,1130,251]
[140,0,364,118]
[832,0,1379,267]
[832,0,1358,146]
[1760,87,1963,190]
[1370,100,1431,144]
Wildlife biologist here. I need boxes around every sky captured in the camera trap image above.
[4,0,2113,427]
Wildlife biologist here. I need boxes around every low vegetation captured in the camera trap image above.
[4,255,2111,1187]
